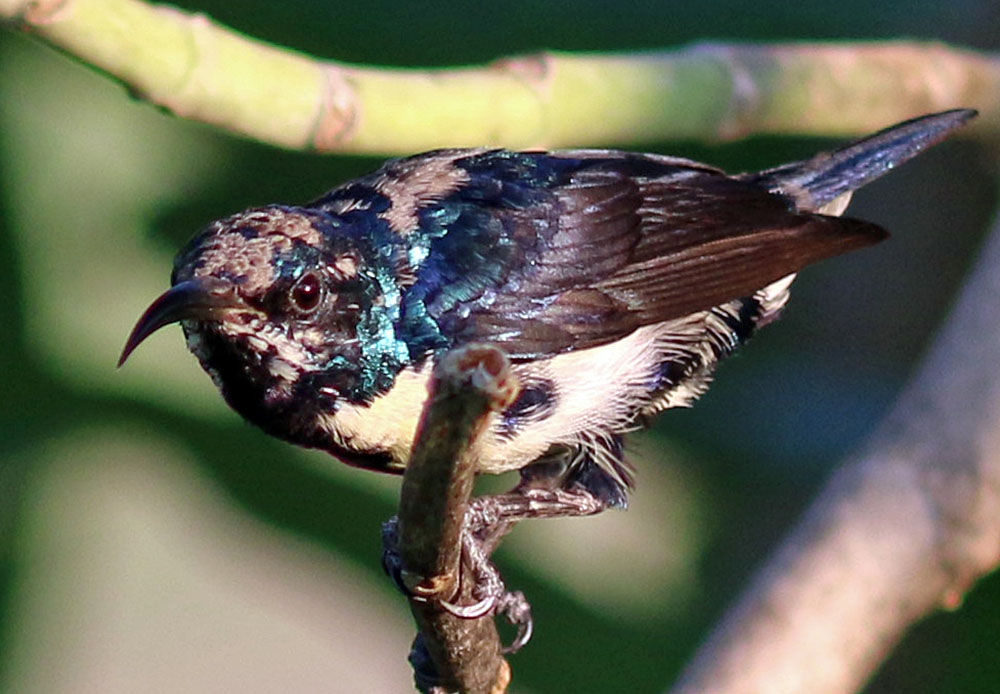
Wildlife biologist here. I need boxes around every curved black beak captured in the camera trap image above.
[118,279,245,367]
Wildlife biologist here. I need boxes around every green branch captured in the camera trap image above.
[2,0,997,154]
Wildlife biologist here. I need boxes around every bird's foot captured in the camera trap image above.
[382,486,607,654]
[441,518,534,653]
[381,514,534,653]
[444,485,608,651]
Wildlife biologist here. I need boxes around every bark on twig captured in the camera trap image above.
[1,0,997,153]
[671,212,1000,694]
[394,345,519,694]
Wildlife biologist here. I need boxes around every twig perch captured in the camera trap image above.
[388,345,519,694]
[671,211,1000,693]
[1,0,997,153]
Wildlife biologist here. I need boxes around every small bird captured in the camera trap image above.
[121,109,975,515]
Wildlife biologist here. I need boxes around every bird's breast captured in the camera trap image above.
[316,363,433,469]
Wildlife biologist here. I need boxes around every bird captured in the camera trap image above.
[120,109,975,515]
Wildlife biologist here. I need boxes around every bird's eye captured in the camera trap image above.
[290,272,323,313]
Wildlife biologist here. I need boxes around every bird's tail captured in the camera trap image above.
[744,109,977,212]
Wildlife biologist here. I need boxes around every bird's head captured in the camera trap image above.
[120,205,409,438]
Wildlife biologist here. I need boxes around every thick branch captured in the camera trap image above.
[2,0,998,153]
[396,345,519,694]
[671,213,1000,692]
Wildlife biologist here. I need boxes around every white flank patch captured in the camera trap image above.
[476,323,685,474]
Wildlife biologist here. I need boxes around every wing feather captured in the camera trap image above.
[417,151,887,359]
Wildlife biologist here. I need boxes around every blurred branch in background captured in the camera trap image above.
[672,209,1000,694]
[0,0,998,154]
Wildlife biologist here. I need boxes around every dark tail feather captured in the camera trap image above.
[746,109,977,210]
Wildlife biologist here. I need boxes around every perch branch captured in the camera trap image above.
[393,345,519,694]
[2,0,998,153]
[671,211,1000,693]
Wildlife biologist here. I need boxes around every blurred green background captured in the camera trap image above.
[2,1,1000,692]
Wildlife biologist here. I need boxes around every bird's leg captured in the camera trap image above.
[381,509,535,653]
[430,482,610,652]
[430,443,624,648]
[467,485,610,542]
[383,482,610,653]
[464,440,627,550]
[384,445,621,652]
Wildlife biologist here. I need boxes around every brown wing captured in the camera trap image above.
[452,159,886,359]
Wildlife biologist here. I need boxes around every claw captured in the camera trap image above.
[384,486,599,656]
[438,593,496,619]
[502,619,533,655]
[437,589,534,654]
[497,590,534,654]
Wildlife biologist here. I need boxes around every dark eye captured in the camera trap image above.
[290,272,323,313]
